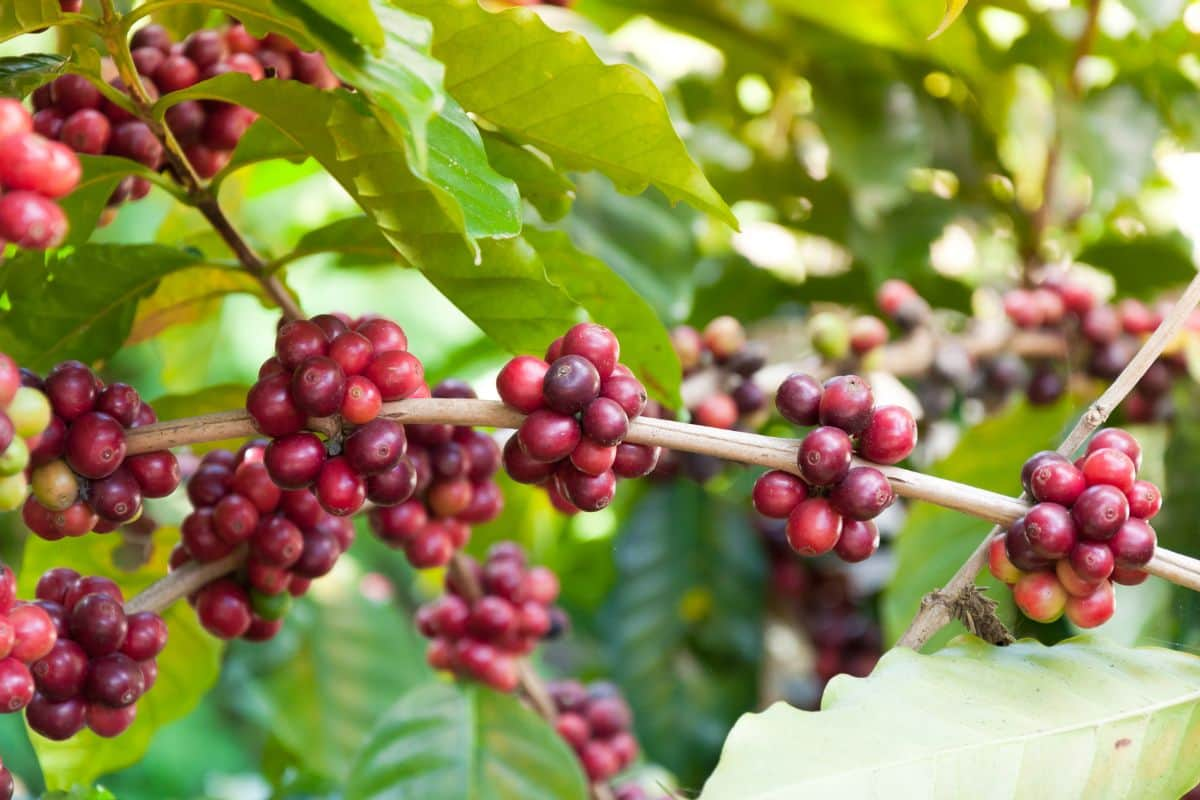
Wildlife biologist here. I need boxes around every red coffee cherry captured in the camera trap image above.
[751,470,807,518]
[834,519,880,563]
[785,498,843,556]
[857,406,917,465]
[561,323,619,379]
[798,426,853,487]
[775,373,822,426]
[818,375,874,434]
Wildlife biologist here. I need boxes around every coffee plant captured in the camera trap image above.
[0,0,1199,798]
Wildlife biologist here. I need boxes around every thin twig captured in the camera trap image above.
[899,269,1200,649]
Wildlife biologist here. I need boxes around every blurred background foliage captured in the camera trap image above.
[5,0,1200,796]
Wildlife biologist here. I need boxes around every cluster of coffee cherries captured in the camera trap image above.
[30,21,338,218]
[806,309,891,364]
[416,543,562,691]
[0,354,54,512]
[497,323,660,513]
[752,373,916,563]
[249,313,424,518]
[0,98,79,250]
[990,428,1160,627]
[672,316,768,429]
[549,680,639,785]
[0,565,166,741]
[368,380,503,569]
[175,443,354,641]
[1001,275,1185,417]
[761,523,882,708]
[19,361,180,539]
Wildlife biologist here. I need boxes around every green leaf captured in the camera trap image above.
[0,245,210,371]
[601,483,765,786]
[1076,233,1196,299]
[164,75,642,357]
[345,683,589,800]
[396,0,736,227]
[19,533,222,789]
[235,589,434,781]
[0,53,66,97]
[881,400,1074,650]
[700,636,1200,799]
[481,132,575,222]
[287,0,385,50]
[0,0,64,43]
[163,72,519,244]
[524,227,681,405]
[215,119,309,183]
[930,0,968,39]
[285,216,395,267]
[59,156,171,247]
[129,266,266,344]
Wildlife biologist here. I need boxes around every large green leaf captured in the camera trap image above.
[482,132,575,222]
[1076,233,1196,299]
[284,216,395,267]
[165,75,663,363]
[701,636,1200,799]
[60,156,178,247]
[524,227,681,404]
[233,588,433,781]
[396,0,735,227]
[18,533,222,789]
[288,0,385,50]
[600,482,765,786]
[345,682,589,800]
[0,245,210,371]
[0,53,66,97]
[0,0,64,43]
[881,401,1074,650]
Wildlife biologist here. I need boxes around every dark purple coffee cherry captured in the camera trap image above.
[69,593,128,657]
[829,467,894,521]
[581,397,629,446]
[818,375,873,434]
[84,653,145,707]
[775,373,822,426]
[543,355,601,415]
[344,418,406,475]
[798,426,853,486]
[1071,484,1130,541]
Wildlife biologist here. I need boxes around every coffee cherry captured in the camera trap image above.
[1064,580,1115,628]
[8,604,56,666]
[786,498,843,556]
[1012,571,1068,623]
[775,374,823,427]
[857,405,917,464]
[1028,459,1085,506]
[354,318,406,352]
[204,104,255,150]
[365,459,418,506]
[496,356,549,414]
[86,700,138,737]
[364,351,424,401]
[702,316,746,360]
[1087,428,1142,469]
[1126,480,1161,520]
[1069,540,1115,583]
[561,323,620,378]
[988,535,1022,584]
[829,467,894,521]
[89,467,143,523]
[290,356,346,417]
[313,456,366,516]
[517,410,581,463]
[196,579,252,639]
[1071,485,1129,541]
[0,192,68,249]
[26,693,87,740]
[125,451,181,498]
[1080,448,1136,493]
[405,526,454,568]
[0,98,32,140]
[1023,502,1077,560]
[0,436,28,477]
[247,373,306,437]
[1053,557,1100,598]
[798,426,852,486]
[212,493,260,544]
[752,470,807,518]
[69,594,126,657]
[261,432,325,490]
[85,652,144,707]
[63,576,123,610]
[0,657,33,711]
[569,438,617,477]
[276,320,328,369]
[818,375,874,434]
[35,568,79,606]
[579,398,629,447]
[1109,518,1156,568]
[834,519,880,563]
[557,465,616,511]
[580,740,620,782]
[290,51,339,88]
[64,411,126,479]
[501,435,555,484]
[12,384,53,436]
[119,612,167,662]
[543,355,601,415]
[60,108,111,155]
[1020,451,1064,495]
[611,442,661,479]
[1004,519,1052,572]
[692,393,739,429]
[30,638,87,701]
[344,418,405,475]
[598,376,647,421]
[31,459,79,511]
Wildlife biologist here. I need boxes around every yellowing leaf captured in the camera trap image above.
[129,267,266,344]
[929,0,969,39]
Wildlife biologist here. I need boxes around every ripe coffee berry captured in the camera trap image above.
[786,498,843,556]
[857,405,917,465]
[819,375,874,434]
[775,373,823,427]
[798,426,852,487]
[1071,485,1129,541]
[752,470,808,519]
[829,467,894,521]
[1023,503,1077,560]
[1080,448,1136,493]
[834,519,880,563]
